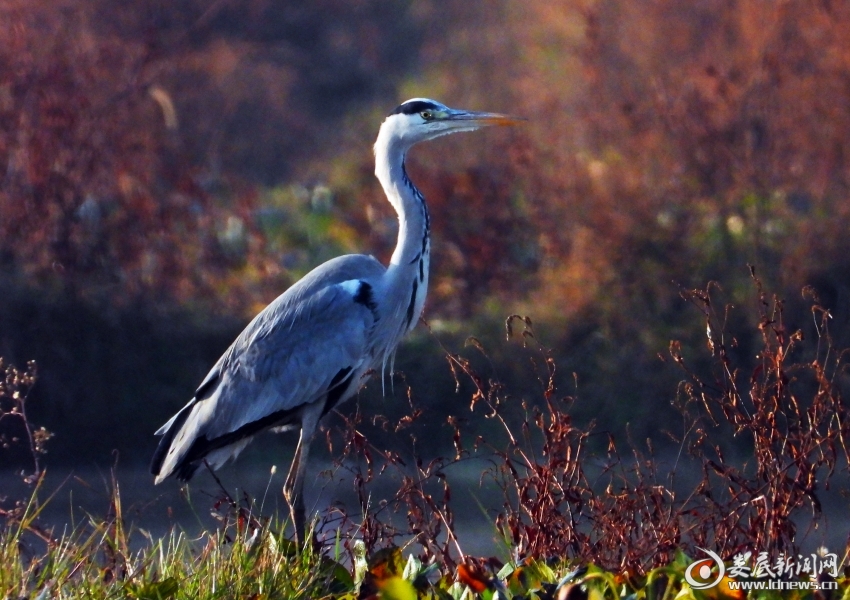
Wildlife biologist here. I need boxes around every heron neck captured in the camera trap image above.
[374,141,430,268]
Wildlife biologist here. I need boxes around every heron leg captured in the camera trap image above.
[283,434,305,541]
[283,403,322,545]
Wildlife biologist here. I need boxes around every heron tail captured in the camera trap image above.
[150,400,195,481]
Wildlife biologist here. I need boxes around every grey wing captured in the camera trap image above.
[217,285,375,429]
[151,254,384,481]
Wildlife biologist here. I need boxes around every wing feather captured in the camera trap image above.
[152,254,385,481]
[206,283,373,435]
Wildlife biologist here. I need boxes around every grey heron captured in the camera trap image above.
[150,98,520,540]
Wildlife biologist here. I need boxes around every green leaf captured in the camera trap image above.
[403,553,423,582]
[505,559,557,595]
[323,560,355,594]
[379,576,418,600]
[370,547,407,579]
[126,577,179,600]
[496,561,517,581]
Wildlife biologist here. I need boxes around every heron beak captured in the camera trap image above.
[445,110,525,127]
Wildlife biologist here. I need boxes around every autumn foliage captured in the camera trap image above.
[2,0,850,514]
[2,0,850,317]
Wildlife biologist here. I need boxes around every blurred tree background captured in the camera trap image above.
[2,0,850,470]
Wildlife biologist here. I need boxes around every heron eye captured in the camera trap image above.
[421,110,433,121]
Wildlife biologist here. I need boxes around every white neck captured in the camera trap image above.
[371,119,432,363]
[374,126,430,268]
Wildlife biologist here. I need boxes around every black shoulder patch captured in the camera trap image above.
[353,281,378,314]
[390,100,440,116]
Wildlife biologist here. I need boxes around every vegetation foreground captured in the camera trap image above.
[4,492,847,600]
[4,2,850,597]
[2,492,849,600]
[3,275,850,599]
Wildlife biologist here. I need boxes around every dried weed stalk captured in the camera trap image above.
[332,275,849,576]
[0,358,49,481]
[671,269,850,558]
[320,385,468,571]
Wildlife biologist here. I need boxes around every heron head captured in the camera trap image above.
[378,98,523,149]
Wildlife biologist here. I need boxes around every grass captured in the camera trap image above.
[2,487,847,599]
[3,274,850,599]
[2,476,352,599]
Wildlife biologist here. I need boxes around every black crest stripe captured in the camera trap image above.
[390,100,440,116]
